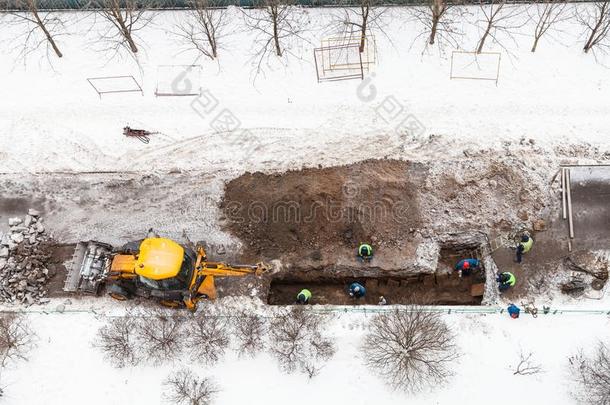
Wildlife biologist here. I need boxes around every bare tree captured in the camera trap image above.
[186,314,230,365]
[164,369,218,405]
[1,0,65,61]
[269,307,335,376]
[569,343,610,404]
[136,310,186,364]
[512,351,543,375]
[429,0,448,45]
[576,1,610,54]
[529,0,568,52]
[94,314,140,368]
[333,0,387,53]
[93,0,156,55]
[475,0,528,54]
[242,0,309,74]
[409,0,464,52]
[0,314,34,367]
[362,308,458,393]
[173,0,228,59]
[231,309,267,357]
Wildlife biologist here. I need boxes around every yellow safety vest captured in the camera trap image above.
[520,237,533,253]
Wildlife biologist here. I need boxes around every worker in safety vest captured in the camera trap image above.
[348,282,366,298]
[455,258,480,277]
[497,272,516,292]
[296,289,312,304]
[516,234,534,263]
[357,243,373,262]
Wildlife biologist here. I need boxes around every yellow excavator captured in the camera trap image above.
[63,235,268,309]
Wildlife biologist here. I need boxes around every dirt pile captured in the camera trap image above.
[420,158,551,233]
[221,160,422,258]
[222,157,553,259]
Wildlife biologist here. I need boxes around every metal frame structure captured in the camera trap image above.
[314,34,377,83]
[154,64,202,97]
[320,34,377,70]
[86,75,143,98]
[450,51,502,85]
[314,43,364,82]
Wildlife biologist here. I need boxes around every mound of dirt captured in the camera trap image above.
[221,160,422,258]
[420,158,550,232]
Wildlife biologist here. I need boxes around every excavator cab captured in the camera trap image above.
[65,236,269,309]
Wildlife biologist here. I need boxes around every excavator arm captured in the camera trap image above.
[184,247,270,309]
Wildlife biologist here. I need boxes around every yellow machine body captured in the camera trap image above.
[105,237,268,310]
[135,238,184,280]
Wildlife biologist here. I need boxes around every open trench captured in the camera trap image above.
[265,237,496,306]
[267,272,485,306]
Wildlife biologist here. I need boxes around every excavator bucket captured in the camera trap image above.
[63,241,113,294]
[255,262,272,275]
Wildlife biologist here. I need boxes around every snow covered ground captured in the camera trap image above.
[1,6,609,175]
[0,301,609,405]
[2,4,610,404]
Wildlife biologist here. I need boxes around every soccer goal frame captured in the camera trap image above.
[314,43,364,82]
[155,64,202,97]
[313,34,377,83]
[449,51,502,85]
[320,34,377,70]
[86,75,143,98]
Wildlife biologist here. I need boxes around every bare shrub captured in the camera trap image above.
[513,351,543,375]
[409,0,465,52]
[136,309,186,364]
[332,0,388,53]
[94,314,140,368]
[569,342,610,404]
[231,309,267,357]
[241,0,309,76]
[0,313,34,367]
[186,314,230,365]
[362,308,458,393]
[173,0,228,59]
[1,0,65,62]
[576,1,610,54]
[164,369,218,405]
[474,0,528,54]
[529,0,568,52]
[269,307,336,377]
[93,0,157,56]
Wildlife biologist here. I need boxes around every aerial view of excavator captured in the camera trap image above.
[63,232,269,309]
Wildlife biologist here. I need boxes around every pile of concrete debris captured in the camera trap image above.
[0,209,51,305]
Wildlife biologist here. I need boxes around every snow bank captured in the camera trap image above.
[1,302,608,405]
[1,6,609,174]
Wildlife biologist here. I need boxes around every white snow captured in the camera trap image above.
[2,4,610,404]
[1,301,609,405]
[1,6,609,175]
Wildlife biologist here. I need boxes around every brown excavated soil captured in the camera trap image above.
[221,159,423,259]
[220,156,579,304]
